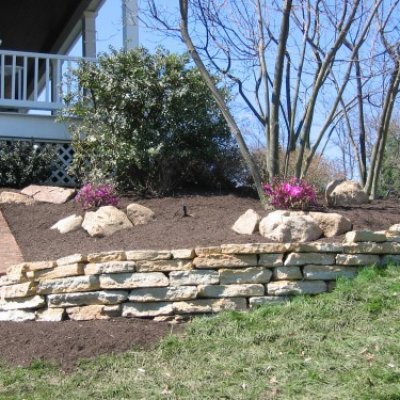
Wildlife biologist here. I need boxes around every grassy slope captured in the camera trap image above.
[1,266,400,399]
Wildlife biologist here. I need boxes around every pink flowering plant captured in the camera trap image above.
[75,183,119,209]
[263,177,317,210]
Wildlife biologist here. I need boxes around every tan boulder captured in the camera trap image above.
[0,191,35,205]
[82,206,133,237]
[126,203,155,225]
[325,180,368,206]
[231,209,261,235]
[20,185,76,204]
[310,212,352,237]
[259,210,323,242]
[50,214,83,234]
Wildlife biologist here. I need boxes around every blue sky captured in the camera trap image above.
[71,0,184,56]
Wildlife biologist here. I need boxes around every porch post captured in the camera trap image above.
[122,0,139,50]
[82,11,97,58]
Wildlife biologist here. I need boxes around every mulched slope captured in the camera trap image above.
[1,192,400,262]
[0,319,179,371]
[1,191,400,370]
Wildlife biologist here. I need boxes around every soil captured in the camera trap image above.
[1,188,400,370]
[2,190,400,262]
[0,319,180,371]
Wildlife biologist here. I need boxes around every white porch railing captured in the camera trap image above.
[0,49,94,112]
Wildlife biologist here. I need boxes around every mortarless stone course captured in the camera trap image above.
[47,290,129,307]
[303,265,359,280]
[249,296,290,307]
[99,272,169,289]
[273,266,302,280]
[219,267,272,284]
[336,254,380,266]
[267,280,327,296]
[128,286,198,302]
[284,252,335,266]
[198,284,264,298]
[169,270,219,286]
[37,275,100,295]
[193,254,257,269]
[84,261,136,275]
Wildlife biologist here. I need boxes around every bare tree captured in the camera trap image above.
[143,0,398,202]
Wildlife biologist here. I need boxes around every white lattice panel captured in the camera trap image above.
[44,143,76,187]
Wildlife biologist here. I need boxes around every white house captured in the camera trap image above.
[0,0,138,184]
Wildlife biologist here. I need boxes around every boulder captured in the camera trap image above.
[0,191,35,205]
[21,185,76,204]
[50,214,83,234]
[82,206,133,237]
[126,203,155,225]
[259,210,323,242]
[325,180,368,206]
[231,209,261,235]
[310,212,352,237]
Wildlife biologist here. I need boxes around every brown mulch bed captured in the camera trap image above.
[0,319,180,371]
[1,189,400,370]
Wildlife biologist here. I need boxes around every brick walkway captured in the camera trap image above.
[0,211,24,275]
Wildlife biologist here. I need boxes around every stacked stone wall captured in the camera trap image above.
[1,230,400,321]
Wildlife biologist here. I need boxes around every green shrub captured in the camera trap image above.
[62,47,241,194]
[0,140,56,188]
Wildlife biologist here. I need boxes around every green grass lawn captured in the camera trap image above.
[2,265,400,399]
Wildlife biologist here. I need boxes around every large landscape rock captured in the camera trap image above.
[82,206,133,237]
[310,212,352,237]
[231,209,261,235]
[50,214,83,234]
[259,211,323,242]
[21,185,76,204]
[0,191,35,205]
[325,180,368,206]
[126,203,155,225]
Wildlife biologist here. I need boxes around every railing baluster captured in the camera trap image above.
[0,53,4,99]
[34,57,39,101]
[23,56,28,101]
[45,58,50,102]
[11,55,16,100]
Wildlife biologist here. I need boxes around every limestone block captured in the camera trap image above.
[126,203,155,225]
[82,206,133,237]
[87,250,126,263]
[195,246,222,256]
[169,270,219,286]
[231,209,261,235]
[343,242,400,254]
[22,260,56,272]
[66,304,119,321]
[198,284,264,298]
[0,282,36,299]
[50,214,83,234]
[0,310,35,321]
[284,252,335,266]
[258,254,284,267]
[303,265,358,280]
[287,243,343,253]
[6,263,28,277]
[310,212,352,238]
[122,302,174,318]
[381,255,400,265]
[84,261,136,275]
[385,232,400,242]
[29,263,84,281]
[0,274,27,287]
[0,191,35,205]
[219,267,272,284]
[345,230,387,243]
[56,253,87,266]
[128,286,197,302]
[388,224,400,234]
[36,308,65,322]
[99,272,169,289]
[21,185,76,204]
[125,250,171,261]
[135,259,192,272]
[0,295,45,310]
[273,266,302,280]
[336,254,380,266]
[249,296,290,307]
[193,254,257,269]
[48,290,128,307]
[221,243,290,254]
[37,275,100,295]
[171,249,195,259]
[267,280,327,296]
[173,298,247,314]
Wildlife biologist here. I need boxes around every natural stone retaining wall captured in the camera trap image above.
[1,229,400,322]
